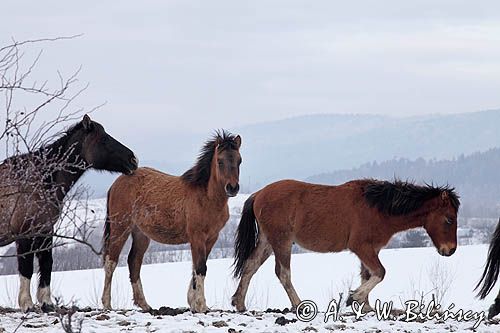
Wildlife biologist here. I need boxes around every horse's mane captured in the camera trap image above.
[4,121,83,163]
[181,130,239,187]
[3,121,85,165]
[362,179,460,216]
[46,122,85,153]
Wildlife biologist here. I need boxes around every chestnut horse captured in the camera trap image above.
[102,131,241,313]
[475,218,500,319]
[0,115,138,312]
[232,179,460,312]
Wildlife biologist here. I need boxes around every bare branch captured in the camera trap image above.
[0,35,104,261]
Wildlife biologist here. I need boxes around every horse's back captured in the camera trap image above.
[253,179,321,225]
[254,179,357,205]
[107,167,191,243]
[252,179,363,252]
[108,167,178,206]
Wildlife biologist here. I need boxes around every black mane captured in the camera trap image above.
[181,130,239,187]
[363,179,460,216]
[45,122,85,154]
[3,121,85,165]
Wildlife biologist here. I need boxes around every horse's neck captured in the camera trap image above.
[204,159,229,206]
[386,213,425,234]
[53,165,86,200]
[206,182,228,207]
[205,178,228,209]
[46,138,87,201]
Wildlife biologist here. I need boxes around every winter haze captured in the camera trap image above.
[1,1,500,195]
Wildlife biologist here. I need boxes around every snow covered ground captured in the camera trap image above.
[1,244,500,332]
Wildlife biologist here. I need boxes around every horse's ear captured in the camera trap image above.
[441,191,449,202]
[234,135,241,149]
[82,114,93,131]
[215,136,222,150]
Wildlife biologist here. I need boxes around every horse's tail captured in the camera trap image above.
[476,218,500,299]
[233,194,258,278]
[102,189,112,259]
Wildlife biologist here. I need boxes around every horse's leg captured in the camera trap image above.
[347,248,385,311]
[231,234,272,312]
[16,238,35,312]
[35,236,54,312]
[187,236,210,313]
[101,223,130,310]
[273,241,301,310]
[128,228,151,311]
[360,263,371,284]
[488,288,500,319]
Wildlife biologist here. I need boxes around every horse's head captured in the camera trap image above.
[213,133,242,197]
[423,190,460,257]
[79,114,138,175]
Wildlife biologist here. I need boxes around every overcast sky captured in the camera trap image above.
[2,1,500,139]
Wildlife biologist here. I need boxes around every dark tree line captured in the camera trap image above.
[307,148,500,218]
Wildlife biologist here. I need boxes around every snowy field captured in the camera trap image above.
[1,244,500,332]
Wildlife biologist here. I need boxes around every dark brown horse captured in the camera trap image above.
[101,130,241,312]
[232,179,460,312]
[0,115,137,312]
[475,218,500,319]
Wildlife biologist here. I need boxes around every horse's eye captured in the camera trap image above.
[218,160,224,166]
[445,218,453,225]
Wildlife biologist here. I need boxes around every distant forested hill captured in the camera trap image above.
[82,109,500,196]
[236,109,500,187]
[306,148,500,217]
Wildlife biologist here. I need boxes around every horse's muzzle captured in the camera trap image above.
[438,246,456,257]
[126,155,139,175]
[225,183,240,197]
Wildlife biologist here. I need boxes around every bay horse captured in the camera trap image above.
[0,114,138,312]
[101,130,241,313]
[475,218,500,319]
[232,179,460,312]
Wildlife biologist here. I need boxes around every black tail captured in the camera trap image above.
[233,194,258,278]
[102,190,112,259]
[476,218,500,299]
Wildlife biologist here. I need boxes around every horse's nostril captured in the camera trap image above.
[225,183,239,195]
[449,247,456,255]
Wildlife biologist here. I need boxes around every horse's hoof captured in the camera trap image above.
[190,304,209,313]
[140,306,152,313]
[135,301,152,312]
[362,303,373,313]
[488,300,500,319]
[234,304,246,312]
[41,303,56,313]
[346,291,355,306]
[21,305,35,313]
[231,297,246,312]
[20,300,35,313]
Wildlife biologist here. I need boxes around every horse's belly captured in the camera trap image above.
[295,238,346,253]
[294,224,349,253]
[138,222,188,245]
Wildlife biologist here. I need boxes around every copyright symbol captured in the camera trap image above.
[295,300,318,322]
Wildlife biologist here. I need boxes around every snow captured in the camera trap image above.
[1,244,499,332]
